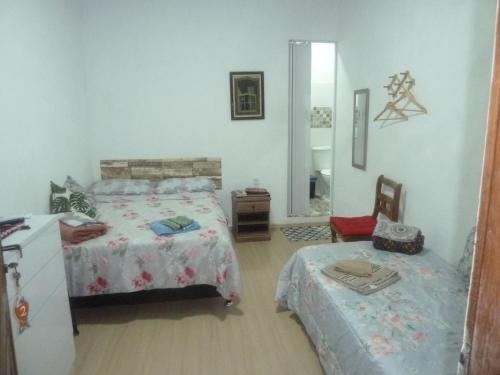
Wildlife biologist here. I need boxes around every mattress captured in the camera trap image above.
[63,192,241,300]
[275,242,467,375]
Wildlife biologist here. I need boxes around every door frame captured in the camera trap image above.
[287,39,338,218]
[465,2,500,373]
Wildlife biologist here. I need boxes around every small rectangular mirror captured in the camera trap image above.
[352,89,369,170]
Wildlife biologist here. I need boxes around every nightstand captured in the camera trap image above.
[231,191,271,242]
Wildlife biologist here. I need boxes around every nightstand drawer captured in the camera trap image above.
[237,201,270,213]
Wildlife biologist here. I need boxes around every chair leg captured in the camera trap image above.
[330,228,338,243]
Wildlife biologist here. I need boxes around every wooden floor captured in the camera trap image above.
[71,228,329,375]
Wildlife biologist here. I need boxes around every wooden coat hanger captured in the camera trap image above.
[393,89,427,114]
[374,101,408,121]
[392,71,409,97]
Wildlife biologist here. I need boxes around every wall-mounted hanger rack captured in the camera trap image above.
[374,70,427,123]
[384,74,401,99]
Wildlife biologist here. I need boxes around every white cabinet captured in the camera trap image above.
[3,215,75,375]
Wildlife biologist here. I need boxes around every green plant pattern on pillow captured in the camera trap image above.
[70,192,90,212]
[50,181,70,214]
[51,181,67,194]
[50,181,96,217]
[51,196,71,213]
[85,207,96,218]
[69,192,97,217]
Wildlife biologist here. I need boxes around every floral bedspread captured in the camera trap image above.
[63,192,241,300]
[275,242,467,375]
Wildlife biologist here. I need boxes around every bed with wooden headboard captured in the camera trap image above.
[65,157,240,311]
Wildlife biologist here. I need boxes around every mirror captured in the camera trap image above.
[288,40,336,217]
[352,89,369,170]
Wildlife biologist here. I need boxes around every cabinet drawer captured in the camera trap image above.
[5,221,61,299]
[9,252,66,337]
[14,282,75,375]
[237,201,270,213]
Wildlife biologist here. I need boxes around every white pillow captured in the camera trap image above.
[155,177,216,194]
[88,179,155,195]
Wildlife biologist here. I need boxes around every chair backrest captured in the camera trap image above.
[372,175,402,221]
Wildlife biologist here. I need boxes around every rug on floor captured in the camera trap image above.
[281,224,331,241]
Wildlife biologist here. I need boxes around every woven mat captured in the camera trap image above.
[281,224,331,241]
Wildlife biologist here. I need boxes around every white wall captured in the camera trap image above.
[0,0,494,251]
[0,0,92,217]
[311,43,335,152]
[80,0,339,223]
[311,42,336,109]
[334,0,496,264]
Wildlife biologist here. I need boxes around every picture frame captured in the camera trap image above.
[352,88,369,170]
[230,71,265,120]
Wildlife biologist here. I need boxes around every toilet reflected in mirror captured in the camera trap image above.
[311,146,332,216]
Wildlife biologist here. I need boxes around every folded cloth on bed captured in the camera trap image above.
[160,216,194,230]
[160,219,181,230]
[322,262,400,295]
[333,260,377,277]
[60,212,104,228]
[150,220,201,236]
[59,222,107,244]
[170,216,194,227]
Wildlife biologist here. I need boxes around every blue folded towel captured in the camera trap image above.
[150,220,201,236]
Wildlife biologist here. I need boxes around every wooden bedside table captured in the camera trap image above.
[232,190,271,242]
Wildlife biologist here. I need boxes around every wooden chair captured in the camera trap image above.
[330,175,402,242]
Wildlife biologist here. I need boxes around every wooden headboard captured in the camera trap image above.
[100,158,222,189]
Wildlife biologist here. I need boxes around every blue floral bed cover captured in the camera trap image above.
[275,242,467,375]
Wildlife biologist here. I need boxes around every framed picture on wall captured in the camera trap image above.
[229,71,265,120]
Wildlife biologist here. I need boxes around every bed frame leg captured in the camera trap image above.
[224,299,233,307]
[70,303,79,336]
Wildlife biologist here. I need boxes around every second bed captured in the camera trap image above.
[275,241,468,375]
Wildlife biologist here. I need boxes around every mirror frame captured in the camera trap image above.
[352,88,370,170]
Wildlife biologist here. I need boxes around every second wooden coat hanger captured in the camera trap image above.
[393,89,427,114]
[374,101,408,121]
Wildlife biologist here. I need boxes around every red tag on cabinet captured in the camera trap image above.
[15,296,30,334]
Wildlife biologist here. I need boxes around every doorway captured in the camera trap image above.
[288,40,336,217]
